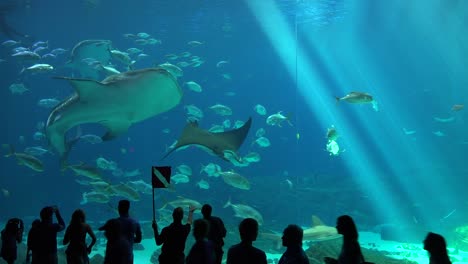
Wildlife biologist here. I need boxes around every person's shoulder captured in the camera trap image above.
[130,217,142,227]
[212,216,224,224]
[161,224,171,232]
[253,245,266,254]
[228,242,242,251]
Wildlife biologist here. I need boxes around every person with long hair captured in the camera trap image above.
[324,215,364,264]
[423,232,451,264]
[63,209,96,264]
[1,218,24,264]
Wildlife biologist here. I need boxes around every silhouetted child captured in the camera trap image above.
[1,218,24,264]
[201,204,226,264]
[33,206,66,264]
[153,205,196,264]
[226,218,267,264]
[186,218,215,264]
[63,209,97,264]
[26,219,40,263]
[102,218,132,264]
[423,232,452,264]
[324,215,364,264]
[278,224,309,264]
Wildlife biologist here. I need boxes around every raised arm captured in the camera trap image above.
[153,220,167,246]
[187,205,197,225]
[54,207,66,232]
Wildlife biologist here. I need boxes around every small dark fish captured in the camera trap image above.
[12,51,41,61]
[41,53,57,59]
[50,48,67,55]
[3,144,44,172]
[335,91,373,104]
[33,46,47,54]
[32,41,48,48]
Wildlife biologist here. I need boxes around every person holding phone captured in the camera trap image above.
[31,206,66,264]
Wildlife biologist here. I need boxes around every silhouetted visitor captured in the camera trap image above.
[186,218,215,264]
[226,218,267,264]
[153,205,196,264]
[102,218,132,264]
[201,204,226,264]
[1,218,24,264]
[99,200,142,263]
[26,219,40,263]
[33,206,66,264]
[324,215,364,264]
[63,209,97,264]
[423,232,451,264]
[278,224,309,264]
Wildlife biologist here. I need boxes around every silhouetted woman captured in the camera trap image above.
[423,232,451,264]
[63,209,96,264]
[324,215,364,264]
[1,218,24,264]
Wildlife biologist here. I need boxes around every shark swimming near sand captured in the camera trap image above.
[162,117,252,162]
[259,215,341,249]
[46,67,183,161]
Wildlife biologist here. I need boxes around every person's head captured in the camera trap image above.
[71,209,86,225]
[118,199,130,216]
[336,215,358,240]
[3,218,24,236]
[424,232,448,257]
[40,206,54,222]
[282,224,303,247]
[172,207,184,222]
[192,219,209,240]
[239,218,258,242]
[201,204,212,218]
[31,219,41,228]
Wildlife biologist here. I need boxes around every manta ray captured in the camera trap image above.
[162,117,252,162]
[46,67,183,161]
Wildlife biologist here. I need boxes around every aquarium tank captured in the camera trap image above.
[1,0,467,263]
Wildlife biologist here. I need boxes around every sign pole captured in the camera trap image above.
[152,187,156,222]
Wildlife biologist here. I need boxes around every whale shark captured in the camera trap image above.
[46,67,183,161]
[162,117,252,162]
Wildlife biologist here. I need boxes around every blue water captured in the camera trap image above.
[1,0,468,257]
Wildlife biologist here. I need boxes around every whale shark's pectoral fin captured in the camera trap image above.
[100,120,131,141]
[53,77,104,101]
